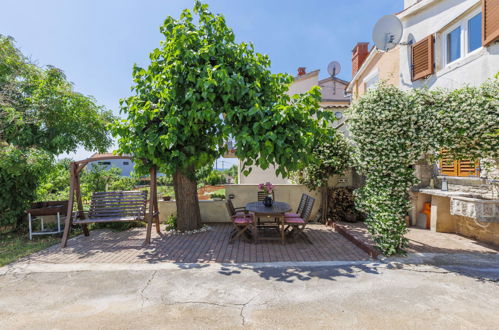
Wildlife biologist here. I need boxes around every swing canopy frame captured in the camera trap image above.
[61,154,161,248]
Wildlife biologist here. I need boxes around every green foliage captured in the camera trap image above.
[196,164,226,185]
[223,165,238,183]
[157,175,173,186]
[112,1,331,180]
[296,131,351,190]
[349,78,499,256]
[36,160,139,207]
[0,232,60,267]
[164,215,177,231]
[0,35,115,154]
[0,145,52,228]
[35,158,71,202]
[210,193,225,200]
[0,36,115,229]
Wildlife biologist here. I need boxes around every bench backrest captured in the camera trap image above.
[88,191,148,219]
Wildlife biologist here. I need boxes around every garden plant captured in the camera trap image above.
[0,36,114,230]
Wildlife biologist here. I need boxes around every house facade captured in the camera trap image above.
[87,153,135,177]
[352,0,499,245]
[346,42,401,99]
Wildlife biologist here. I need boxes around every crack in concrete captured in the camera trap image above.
[140,270,157,308]
[239,295,259,326]
[159,293,262,326]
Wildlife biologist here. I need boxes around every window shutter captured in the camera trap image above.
[440,151,480,177]
[457,160,480,177]
[411,35,434,81]
[440,155,458,176]
[482,0,499,46]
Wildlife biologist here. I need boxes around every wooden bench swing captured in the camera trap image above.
[61,155,161,248]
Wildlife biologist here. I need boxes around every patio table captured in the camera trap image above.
[245,201,291,244]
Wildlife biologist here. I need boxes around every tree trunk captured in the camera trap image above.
[173,168,202,231]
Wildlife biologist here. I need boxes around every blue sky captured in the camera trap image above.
[1,0,402,166]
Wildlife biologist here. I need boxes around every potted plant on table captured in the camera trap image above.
[258,182,275,207]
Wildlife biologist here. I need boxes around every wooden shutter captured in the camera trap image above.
[411,35,434,81]
[440,151,480,177]
[440,153,458,176]
[483,0,499,46]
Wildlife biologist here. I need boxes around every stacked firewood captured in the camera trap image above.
[327,187,364,223]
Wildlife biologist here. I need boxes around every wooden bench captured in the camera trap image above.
[73,191,154,225]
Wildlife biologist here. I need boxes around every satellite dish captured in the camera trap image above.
[372,15,403,52]
[327,61,341,77]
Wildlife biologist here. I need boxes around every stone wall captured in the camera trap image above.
[453,216,499,245]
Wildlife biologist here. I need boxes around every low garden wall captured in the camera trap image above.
[158,184,321,224]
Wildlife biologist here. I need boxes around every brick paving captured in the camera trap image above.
[334,221,499,255]
[18,223,370,264]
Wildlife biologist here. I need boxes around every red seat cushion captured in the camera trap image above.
[234,217,253,224]
[284,212,300,217]
[285,217,305,224]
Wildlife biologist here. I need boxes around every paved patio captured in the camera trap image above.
[18,223,369,264]
[334,221,499,256]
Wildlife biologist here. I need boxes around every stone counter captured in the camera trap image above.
[411,189,499,247]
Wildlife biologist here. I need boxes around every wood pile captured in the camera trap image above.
[327,187,364,223]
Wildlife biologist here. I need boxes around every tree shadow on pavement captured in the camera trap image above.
[216,262,382,283]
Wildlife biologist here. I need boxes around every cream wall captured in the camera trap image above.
[158,184,323,224]
[226,184,321,221]
[418,192,499,246]
[286,70,319,95]
[318,78,350,102]
[399,0,499,90]
[239,163,289,185]
[351,47,400,100]
[159,200,230,224]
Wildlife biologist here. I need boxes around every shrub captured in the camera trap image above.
[210,193,225,200]
[165,215,177,231]
[0,146,52,228]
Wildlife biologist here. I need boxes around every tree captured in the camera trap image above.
[295,131,351,222]
[113,1,332,231]
[0,35,114,154]
[0,35,115,228]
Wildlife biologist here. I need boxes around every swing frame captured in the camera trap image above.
[60,155,161,248]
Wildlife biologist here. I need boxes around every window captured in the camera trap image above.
[97,161,111,166]
[364,70,379,90]
[441,9,483,68]
[123,161,129,165]
[446,27,461,63]
[468,13,482,52]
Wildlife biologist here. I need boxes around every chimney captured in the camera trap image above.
[352,42,369,77]
[297,67,306,76]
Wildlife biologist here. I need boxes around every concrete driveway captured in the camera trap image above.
[1,254,499,329]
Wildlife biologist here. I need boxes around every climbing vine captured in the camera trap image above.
[349,77,499,256]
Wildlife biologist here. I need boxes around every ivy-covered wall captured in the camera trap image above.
[348,77,499,255]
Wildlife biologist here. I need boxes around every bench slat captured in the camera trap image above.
[74,217,144,224]
[84,191,148,222]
